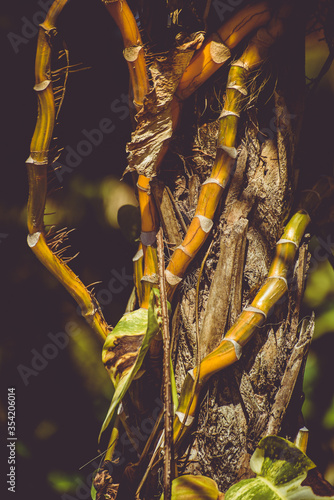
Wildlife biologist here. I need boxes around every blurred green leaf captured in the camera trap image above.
[303,352,320,421]
[91,481,97,500]
[16,440,31,458]
[314,309,334,339]
[101,176,137,228]
[68,317,113,402]
[323,396,334,430]
[47,470,81,493]
[305,39,334,92]
[304,261,334,309]
[34,419,58,440]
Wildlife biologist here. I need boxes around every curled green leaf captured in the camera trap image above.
[225,436,334,499]
[99,288,168,442]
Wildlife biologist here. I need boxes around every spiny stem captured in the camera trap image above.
[102,2,160,310]
[102,0,149,109]
[143,1,273,183]
[175,1,271,101]
[172,176,334,448]
[27,0,110,343]
[166,5,290,300]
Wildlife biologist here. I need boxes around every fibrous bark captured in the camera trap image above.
[152,12,308,490]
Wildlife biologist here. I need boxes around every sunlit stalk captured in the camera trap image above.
[27,0,110,343]
[176,1,271,101]
[102,0,149,109]
[137,175,159,308]
[294,426,309,454]
[146,1,272,180]
[172,176,334,447]
[166,5,290,300]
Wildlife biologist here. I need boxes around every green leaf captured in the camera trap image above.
[304,260,334,309]
[161,475,221,499]
[91,481,97,500]
[47,470,81,493]
[323,395,334,429]
[225,436,333,499]
[314,308,334,339]
[99,288,165,442]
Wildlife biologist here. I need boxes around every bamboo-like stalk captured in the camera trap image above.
[137,176,164,417]
[172,176,334,448]
[102,0,148,109]
[175,1,271,101]
[294,426,309,454]
[165,6,290,300]
[133,2,272,182]
[133,242,144,307]
[103,1,278,306]
[27,0,110,343]
[101,0,162,309]
[105,0,274,197]
[137,175,160,309]
[104,414,120,462]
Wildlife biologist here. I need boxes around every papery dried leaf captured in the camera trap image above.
[125,33,204,179]
[92,463,119,500]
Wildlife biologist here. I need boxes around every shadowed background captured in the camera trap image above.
[0,1,334,498]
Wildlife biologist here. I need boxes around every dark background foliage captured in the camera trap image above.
[0,1,333,498]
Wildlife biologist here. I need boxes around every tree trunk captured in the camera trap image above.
[149,4,309,491]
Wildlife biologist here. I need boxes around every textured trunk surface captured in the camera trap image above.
[151,10,308,492]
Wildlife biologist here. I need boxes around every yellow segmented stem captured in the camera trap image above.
[101,2,164,438]
[137,175,159,309]
[172,176,334,447]
[149,2,272,195]
[165,68,243,295]
[103,3,277,292]
[102,0,149,109]
[101,1,161,309]
[165,6,290,300]
[175,1,271,101]
[27,0,110,343]
[132,243,144,307]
